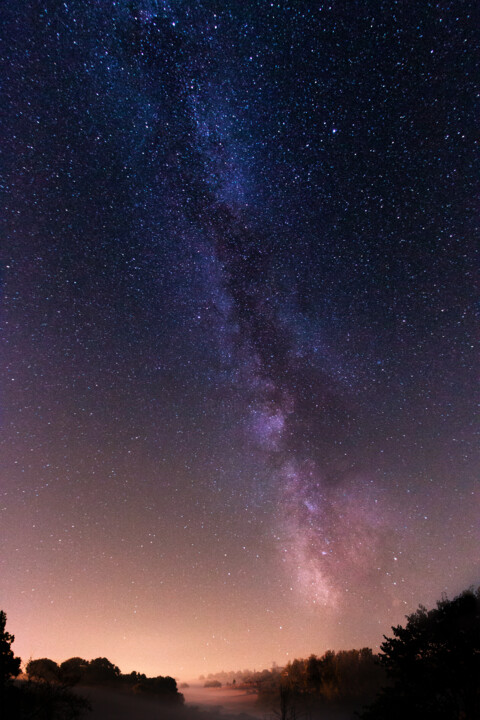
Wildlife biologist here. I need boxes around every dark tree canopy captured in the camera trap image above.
[26,658,61,683]
[0,611,21,688]
[83,657,120,685]
[249,647,384,717]
[133,675,184,703]
[361,587,480,720]
[59,657,88,686]
[279,647,384,704]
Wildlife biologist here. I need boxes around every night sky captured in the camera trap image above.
[1,1,478,680]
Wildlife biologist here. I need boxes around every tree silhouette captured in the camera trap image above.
[133,674,184,703]
[26,658,61,683]
[84,657,120,685]
[361,587,480,720]
[0,610,21,689]
[59,657,88,686]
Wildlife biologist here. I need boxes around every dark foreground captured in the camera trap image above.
[79,685,258,720]
[77,685,355,720]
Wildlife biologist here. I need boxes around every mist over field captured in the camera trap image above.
[79,684,259,720]
[77,683,352,720]
[182,684,262,716]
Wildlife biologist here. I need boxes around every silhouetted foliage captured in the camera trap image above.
[0,610,21,689]
[83,657,120,686]
[119,670,147,686]
[132,675,184,703]
[4,680,91,720]
[26,658,61,683]
[25,652,184,708]
[255,648,384,716]
[28,656,121,687]
[59,658,89,687]
[360,587,480,720]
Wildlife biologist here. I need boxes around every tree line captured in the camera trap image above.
[1,586,479,719]
[201,587,480,720]
[268,587,480,719]
[0,616,183,719]
[24,655,181,700]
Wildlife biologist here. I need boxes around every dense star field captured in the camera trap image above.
[1,1,478,679]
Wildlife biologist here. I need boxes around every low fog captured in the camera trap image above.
[77,684,353,720]
[78,684,261,720]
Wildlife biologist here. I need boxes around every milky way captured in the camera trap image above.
[1,1,478,677]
